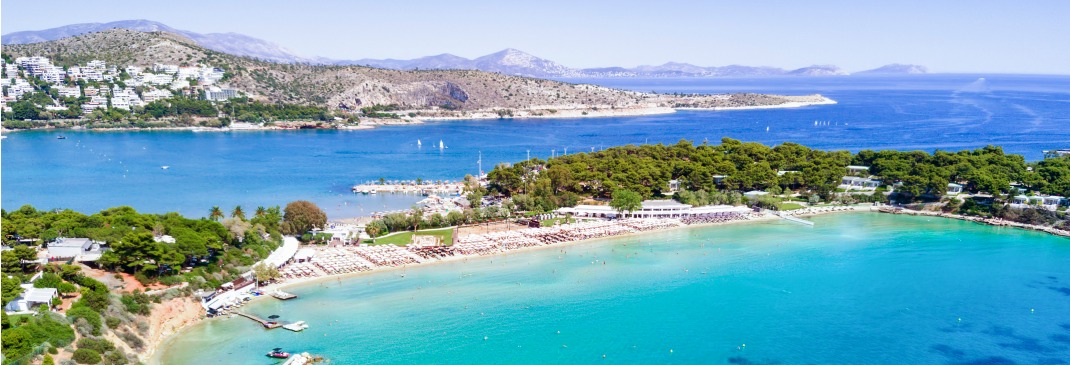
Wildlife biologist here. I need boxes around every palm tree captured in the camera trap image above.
[232,205,245,220]
[209,206,224,221]
[378,177,386,185]
[255,206,266,218]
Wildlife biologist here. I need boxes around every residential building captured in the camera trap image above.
[3,284,57,313]
[840,176,881,190]
[846,165,870,176]
[46,237,107,261]
[947,183,964,195]
[205,88,238,101]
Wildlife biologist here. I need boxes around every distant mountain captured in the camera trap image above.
[786,65,850,76]
[857,64,928,74]
[2,19,311,63]
[338,48,581,78]
[4,20,917,78]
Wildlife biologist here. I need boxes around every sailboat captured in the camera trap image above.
[439,140,445,149]
[765,126,770,132]
[417,139,422,147]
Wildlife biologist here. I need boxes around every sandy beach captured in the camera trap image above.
[148,205,876,363]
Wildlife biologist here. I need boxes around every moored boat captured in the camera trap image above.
[267,348,290,359]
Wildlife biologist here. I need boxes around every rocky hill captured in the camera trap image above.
[3,29,831,116]
[2,19,311,63]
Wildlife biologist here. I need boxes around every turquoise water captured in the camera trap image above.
[157,214,1070,364]
[3,75,1069,218]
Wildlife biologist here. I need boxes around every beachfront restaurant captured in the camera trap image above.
[556,200,751,219]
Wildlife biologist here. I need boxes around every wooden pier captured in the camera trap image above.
[236,312,281,329]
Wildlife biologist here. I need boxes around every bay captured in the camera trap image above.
[2,74,1069,218]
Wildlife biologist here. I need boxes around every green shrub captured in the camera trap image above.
[120,291,153,315]
[67,306,103,335]
[105,316,121,329]
[77,337,116,353]
[73,348,102,364]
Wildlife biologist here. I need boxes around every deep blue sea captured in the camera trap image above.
[2,74,1069,218]
[157,213,1070,364]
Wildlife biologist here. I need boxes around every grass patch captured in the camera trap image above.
[778,202,806,211]
[539,217,574,226]
[370,227,454,246]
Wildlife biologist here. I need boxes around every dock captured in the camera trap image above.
[236,312,281,329]
[777,213,815,226]
[351,181,464,196]
[271,290,297,300]
[283,321,309,332]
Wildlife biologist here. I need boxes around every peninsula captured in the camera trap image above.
[2,29,834,131]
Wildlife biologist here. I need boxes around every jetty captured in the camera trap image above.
[352,180,464,196]
[236,312,281,329]
[283,321,310,332]
[777,213,815,226]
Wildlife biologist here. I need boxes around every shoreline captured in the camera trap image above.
[147,206,865,363]
[146,204,1066,363]
[876,207,1070,238]
[3,96,837,133]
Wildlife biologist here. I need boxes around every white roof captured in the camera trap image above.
[295,248,316,261]
[640,200,691,209]
[23,287,57,303]
[262,236,300,268]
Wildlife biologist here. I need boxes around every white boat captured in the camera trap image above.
[417,139,422,146]
[439,140,445,149]
[161,166,170,170]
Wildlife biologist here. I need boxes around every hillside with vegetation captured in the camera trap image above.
[3,29,827,119]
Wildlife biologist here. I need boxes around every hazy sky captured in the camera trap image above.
[3,0,1068,74]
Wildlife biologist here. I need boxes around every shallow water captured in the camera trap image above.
[157,213,1070,364]
[3,75,1069,218]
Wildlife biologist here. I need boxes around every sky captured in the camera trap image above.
[2,0,1069,74]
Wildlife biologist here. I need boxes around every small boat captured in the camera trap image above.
[417,139,422,147]
[266,348,290,359]
[56,135,67,139]
[161,166,170,170]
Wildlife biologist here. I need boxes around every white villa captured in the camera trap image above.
[3,273,58,314]
[840,176,881,190]
[556,200,752,219]
[47,237,107,262]
[1011,195,1067,210]
[947,183,964,195]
